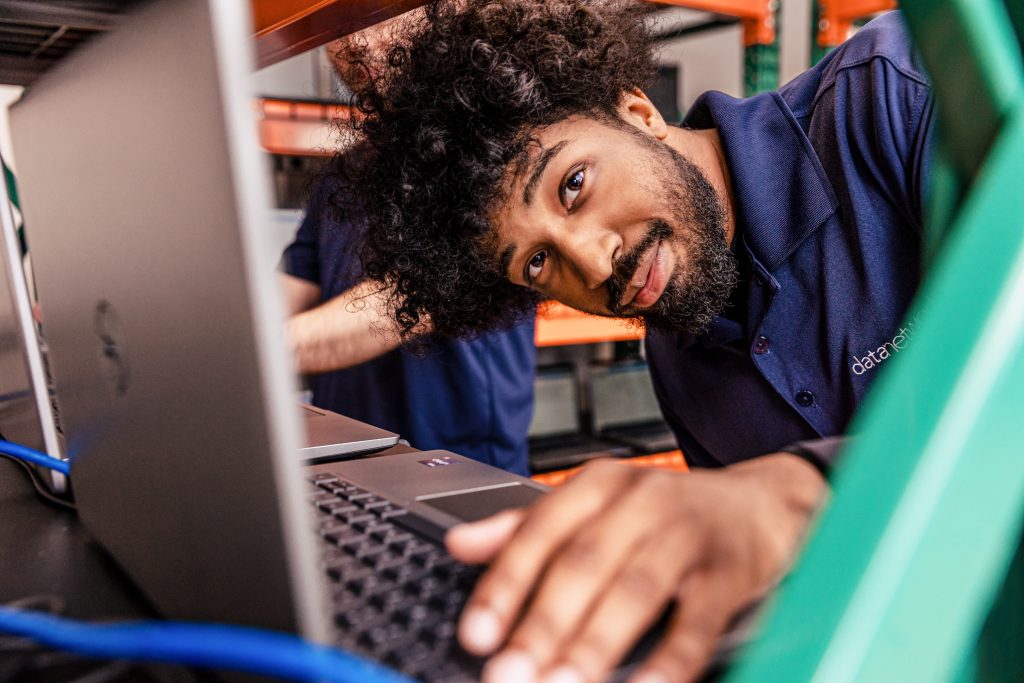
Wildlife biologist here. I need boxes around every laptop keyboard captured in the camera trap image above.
[308,472,482,682]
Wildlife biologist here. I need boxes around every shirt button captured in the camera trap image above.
[753,336,770,355]
[796,390,815,407]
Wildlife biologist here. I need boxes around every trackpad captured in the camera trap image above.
[419,484,545,523]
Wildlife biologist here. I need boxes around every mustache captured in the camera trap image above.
[606,220,673,314]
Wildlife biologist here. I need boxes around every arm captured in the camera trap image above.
[287,279,429,375]
[446,453,827,683]
[279,273,322,317]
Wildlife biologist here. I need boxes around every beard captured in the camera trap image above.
[605,135,737,336]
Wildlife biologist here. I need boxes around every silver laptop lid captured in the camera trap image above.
[300,404,399,462]
[0,157,66,492]
[10,0,330,641]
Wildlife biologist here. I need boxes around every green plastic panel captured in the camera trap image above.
[899,0,1023,183]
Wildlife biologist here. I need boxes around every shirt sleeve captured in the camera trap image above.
[782,435,846,476]
[280,181,329,284]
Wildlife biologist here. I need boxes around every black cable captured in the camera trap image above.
[0,451,76,511]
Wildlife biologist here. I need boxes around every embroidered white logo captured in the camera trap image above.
[850,317,919,376]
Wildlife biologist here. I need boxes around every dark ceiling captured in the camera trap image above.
[0,1,135,86]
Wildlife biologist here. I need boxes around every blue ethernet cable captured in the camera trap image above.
[0,439,414,682]
[0,439,70,475]
[0,606,413,683]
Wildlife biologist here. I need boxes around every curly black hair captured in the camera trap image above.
[337,0,658,340]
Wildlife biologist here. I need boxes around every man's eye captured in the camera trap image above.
[526,250,548,282]
[562,168,585,209]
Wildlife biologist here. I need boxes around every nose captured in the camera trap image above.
[556,220,621,290]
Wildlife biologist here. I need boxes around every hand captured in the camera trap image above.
[445,453,826,683]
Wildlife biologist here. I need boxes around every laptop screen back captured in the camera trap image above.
[10,0,330,641]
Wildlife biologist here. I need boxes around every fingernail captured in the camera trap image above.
[542,665,584,683]
[460,606,502,654]
[484,651,537,683]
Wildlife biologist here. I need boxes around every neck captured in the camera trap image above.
[664,125,737,246]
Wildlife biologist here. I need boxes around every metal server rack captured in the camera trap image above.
[727,0,1024,681]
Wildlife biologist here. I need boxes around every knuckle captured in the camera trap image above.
[637,469,678,498]
[616,564,668,603]
[556,534,604,573]
[579,457,629,483]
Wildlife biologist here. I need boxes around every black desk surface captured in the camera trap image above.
[0,457,153,618]
[0,458,211,681]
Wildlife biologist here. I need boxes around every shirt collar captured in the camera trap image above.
[682,90,838,271]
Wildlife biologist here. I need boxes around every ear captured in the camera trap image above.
[616,88,669,140]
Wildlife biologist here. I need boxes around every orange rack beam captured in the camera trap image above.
[645,0,777,46]
[255,97,354,156]
[532,450,689,487]
[534,301,646,347]
[816,0,897,47]
[251,0,430,69]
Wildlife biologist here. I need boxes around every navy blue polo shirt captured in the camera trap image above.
[283,178,536,476]
[645,12,935,470]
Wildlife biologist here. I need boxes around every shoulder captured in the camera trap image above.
[781,11,930,118]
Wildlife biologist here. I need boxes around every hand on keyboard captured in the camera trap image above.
[445,454,826,683]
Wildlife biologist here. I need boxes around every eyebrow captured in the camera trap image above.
[522,140,569,206]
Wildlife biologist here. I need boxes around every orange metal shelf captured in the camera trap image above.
[256,97,353,156]
[532,450,688,487]
[251,0,430,69]
[534,302,646,347]
[817,0,897,47]
[646,0,776,46]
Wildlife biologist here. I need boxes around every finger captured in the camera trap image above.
[446,508,526,565]
[458,460,636,656]
[629,574,748,683]
[500,471,685,673]
[545,528,698,683]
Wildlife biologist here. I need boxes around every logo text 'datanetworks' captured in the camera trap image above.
[850,318,919,376]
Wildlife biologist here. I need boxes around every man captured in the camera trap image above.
[342,2,934,681]
[279,19,536,475]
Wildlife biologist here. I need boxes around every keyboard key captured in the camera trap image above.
[348,515,378,532]
[367,523,397,541]
[356,495,389,509]
[379,505,410,520]
[323,525,366,546]
[327,503,359,517]
[345,572,382,597]
[386,532,415,551]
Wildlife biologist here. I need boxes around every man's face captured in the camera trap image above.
[493,111,737,335]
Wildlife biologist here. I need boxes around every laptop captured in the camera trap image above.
[590,361,678,454]
[0,154,67,493]
[528,363,630,472]
[10,0,546,679]
[300,403,399,462]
